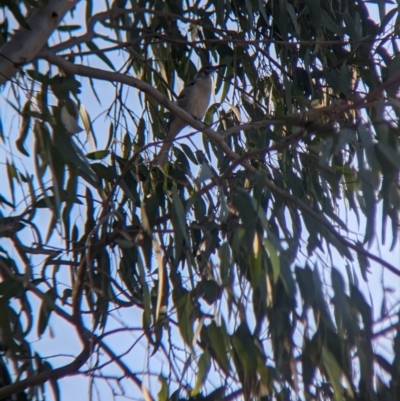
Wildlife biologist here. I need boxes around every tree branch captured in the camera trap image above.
[0,258,144,399]
[0,0,80,84]
[0,347,90,400]
[0,259,90,400]
[38,52,400,277]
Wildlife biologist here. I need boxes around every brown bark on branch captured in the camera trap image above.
[0,0,80,84]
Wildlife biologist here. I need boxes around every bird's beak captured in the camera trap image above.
[210,64,226,76]
[213,64,226,70]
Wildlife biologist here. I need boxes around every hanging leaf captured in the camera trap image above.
[190,351,211,396]
[37,289,57,338]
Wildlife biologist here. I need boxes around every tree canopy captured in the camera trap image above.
[0,0,399,400]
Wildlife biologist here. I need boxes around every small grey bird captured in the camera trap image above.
[154,64,225,167]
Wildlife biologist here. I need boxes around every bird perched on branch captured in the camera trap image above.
[153,64,225,167]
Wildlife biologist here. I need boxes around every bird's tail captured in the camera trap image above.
[153,118,183,168]
[154,140,170,168]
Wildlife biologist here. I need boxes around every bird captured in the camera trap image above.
[60,97,83,135]
[153,64,225,167]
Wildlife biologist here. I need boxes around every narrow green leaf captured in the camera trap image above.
[279,258,296,298]
[180,143,198,164]
[313,265,335,330]
[26,69,51,84]
[295,265,315,307]
[157,375,168,401]
[137,252,152,337]
[321,347,353,401]
[0,300,19,355]
[86,41,116,70]
[172,289,194,347]
[207,321,230,374]
[15,100,31,156]
[6,160,17,206]
[62,166,78,243]
[171,184,190,246]
[231,189,256,251]
[80,104,97,148]
[321,9,343,35]
[231,322,257,379]
[123,132,132,159]
[86,150,110,160]
[53,128,98,185]
[331,267,355,343]
[258,0,268,23]
[218,242,231,286]
[88,76,101,104]
[287,3,299,35]
[264,239,280,284]
[191,351,211,396]
[37,289,57,337]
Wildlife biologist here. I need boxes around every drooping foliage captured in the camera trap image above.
[0,1,399,400]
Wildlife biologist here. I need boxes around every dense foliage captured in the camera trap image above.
[0,0,399,400]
